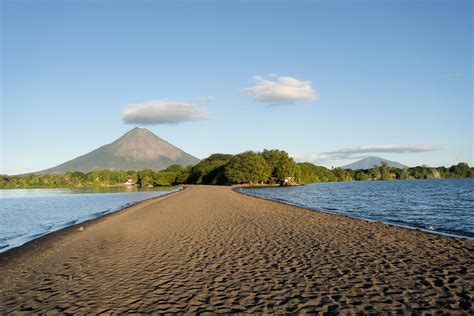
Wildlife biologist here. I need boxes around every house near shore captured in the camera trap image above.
[124,178,135,186]
[271,176,297,186]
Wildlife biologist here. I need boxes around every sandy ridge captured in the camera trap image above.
[1,185,473,313]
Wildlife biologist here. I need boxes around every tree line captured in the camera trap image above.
[1,149,472,189]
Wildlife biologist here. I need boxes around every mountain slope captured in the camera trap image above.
[37,128,200,174]
[342,156,407,170]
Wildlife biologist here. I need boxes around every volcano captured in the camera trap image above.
[37,128,200,174]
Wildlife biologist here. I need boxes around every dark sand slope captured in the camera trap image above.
[1,186,473,313]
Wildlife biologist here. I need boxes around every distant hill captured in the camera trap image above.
[342,156,407,170]
[37,127,200,174]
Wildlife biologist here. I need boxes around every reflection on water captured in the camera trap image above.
[0,186,180,252]
[0,185,173,197]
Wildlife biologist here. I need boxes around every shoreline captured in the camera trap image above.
[1,185,473,313]
[233,186,474,241]
[0,184,174,190]
[0,186,186,267]
[4,183,468,263]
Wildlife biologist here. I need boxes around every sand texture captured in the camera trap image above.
[1,185,473,313]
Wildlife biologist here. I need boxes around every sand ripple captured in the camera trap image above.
[1,186,473,313]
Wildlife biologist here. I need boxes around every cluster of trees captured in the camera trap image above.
[1,150,472,189]
[185,150,299,185]
[182,152,473,185]
[337,162,473,181]
[0,167,182,189]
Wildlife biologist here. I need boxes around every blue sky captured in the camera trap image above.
[1,0,472,174]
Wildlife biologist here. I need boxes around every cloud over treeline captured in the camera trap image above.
[293,144,440,164]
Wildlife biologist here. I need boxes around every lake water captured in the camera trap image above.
[238,179,474,239]
[0,186,180,252]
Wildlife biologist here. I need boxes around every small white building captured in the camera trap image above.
[124,178,135,186]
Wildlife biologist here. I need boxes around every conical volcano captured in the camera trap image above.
[37,128,200,174]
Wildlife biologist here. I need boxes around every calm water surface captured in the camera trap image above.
[239,179,474,239]
[0,186,180,252]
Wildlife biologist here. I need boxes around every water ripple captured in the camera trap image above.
[240,179,474,239]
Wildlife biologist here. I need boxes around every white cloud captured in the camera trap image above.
[243,75,317,104]
[326,144,440,156]
[122,100,209,125]
[293,144,440,164]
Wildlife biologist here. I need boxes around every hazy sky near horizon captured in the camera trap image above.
[1,0,472,174]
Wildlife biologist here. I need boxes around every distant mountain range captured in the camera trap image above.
[342,156,407,170]
[37,128,200,174]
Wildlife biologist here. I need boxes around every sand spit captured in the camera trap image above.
[1,185,473,313]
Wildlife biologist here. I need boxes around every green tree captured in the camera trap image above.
[163,164,183,173]
[117,169,127,183]
[297,162,321,183]
[333,167,353,181]
[175,165,193,184]
[261,149,299,185]
[188,154,233,184]
[153,171,177,186]
[261,150,299,184]
[380,162,390,180]
[451,162,471,178]
[297,163,337,183]
[399,167,410,180]
[137,169,155,187]
[354,171,369,181]
[225,151,271,184]
[369,167,381,180]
